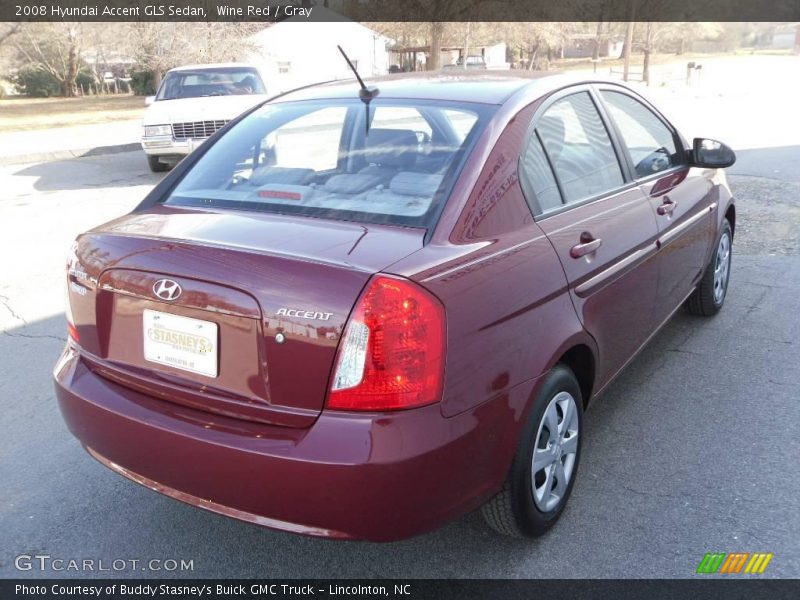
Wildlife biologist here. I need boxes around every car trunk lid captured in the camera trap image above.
[67,205,425,427]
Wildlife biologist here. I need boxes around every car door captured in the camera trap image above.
[597,87,716,322]
[519,88,660,388]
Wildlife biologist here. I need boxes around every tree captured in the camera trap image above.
[637,22,722,84]
[13,23,85,97]
[428,22,445,70]
[502,23,576,70]
[0,23,19,48]
[122,23,261,89]
[358,1,485,70]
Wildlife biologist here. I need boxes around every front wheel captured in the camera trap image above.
[481,365,583,537]
[147,155,170,173]
[686,218,732,316]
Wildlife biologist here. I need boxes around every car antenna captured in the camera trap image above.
[337,45,379,136]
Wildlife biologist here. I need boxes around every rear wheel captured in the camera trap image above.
[686,219,732,316]
[482,365,583,537]
[147,155,170,173]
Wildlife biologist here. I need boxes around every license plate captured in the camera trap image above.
[143,309,218,377]
[188,138,206,152]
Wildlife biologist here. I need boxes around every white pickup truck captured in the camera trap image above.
[141,63,269,172]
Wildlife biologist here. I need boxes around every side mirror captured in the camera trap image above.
[144,96,155,106]
[691,138,736,168]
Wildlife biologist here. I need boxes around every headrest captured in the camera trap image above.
[389,172,443,197]
[363,128,418,167]
[250,166,315,186]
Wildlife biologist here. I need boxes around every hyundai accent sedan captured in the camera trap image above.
[55,72,736,541]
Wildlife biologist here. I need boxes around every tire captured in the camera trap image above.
[686,219,732,317]
[482,365,583,538]
[147,155,170,173]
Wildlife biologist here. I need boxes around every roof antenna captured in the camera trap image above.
[337,45,379,136]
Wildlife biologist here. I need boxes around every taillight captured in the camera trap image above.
[327,275,445,411]
[67,320,80,344]
[65,240,80,345]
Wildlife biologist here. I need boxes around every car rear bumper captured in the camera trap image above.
[54,346,534,541]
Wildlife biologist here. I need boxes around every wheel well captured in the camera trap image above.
[558,345,595,407]
[725,204,736,238]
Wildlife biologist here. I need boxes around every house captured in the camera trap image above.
[767,23,800,49]
[389,43,510,71]
[562,33,624,60]
[246,10,390,94]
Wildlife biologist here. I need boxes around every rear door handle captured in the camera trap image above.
[570,233,602,258]
[657,197,677,216]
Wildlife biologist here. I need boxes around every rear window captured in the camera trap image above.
[163,99,492,229]
[156,67,266,100]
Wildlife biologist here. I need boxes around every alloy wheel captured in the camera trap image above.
[713,231,731,304]
[531,391,580,512]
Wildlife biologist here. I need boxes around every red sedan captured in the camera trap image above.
[55,72,736,541]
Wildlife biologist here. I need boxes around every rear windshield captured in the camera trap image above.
[163,98,493,229]
[156,67,266,100]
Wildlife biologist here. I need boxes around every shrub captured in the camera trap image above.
[76,70,95,90]
[12,66,61,97]
[130,69,157,96]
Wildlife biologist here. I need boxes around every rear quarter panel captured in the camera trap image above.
[388,100,593,418]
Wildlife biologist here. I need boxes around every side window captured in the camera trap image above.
[537,92,624,205]
[600,91,681,179]
[443,109,478,143]
[370,106,433,141]
[259,107,347,172]
[520,134,562,213]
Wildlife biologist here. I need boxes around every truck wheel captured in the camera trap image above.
[147,155,169,173]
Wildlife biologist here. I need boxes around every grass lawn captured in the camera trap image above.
[0,94,146,132]
[552,48,795,73]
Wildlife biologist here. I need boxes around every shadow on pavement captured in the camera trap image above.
[10,150,164,192]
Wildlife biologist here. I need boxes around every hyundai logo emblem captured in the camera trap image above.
[153,278,182,301]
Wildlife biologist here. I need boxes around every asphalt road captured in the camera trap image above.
[1,148,798,579]
[1,56,799,579]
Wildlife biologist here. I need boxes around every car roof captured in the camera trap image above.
[273,71,585,106]
[167,62,262,73]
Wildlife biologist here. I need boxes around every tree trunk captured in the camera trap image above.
[64,41,79,97]
[428,22,443,70]
[152,69,163,91]
[593,21,604,60]
[462,22,470,70]
[623,20,635,81]
[526,44,539,70]
[643,22,653,86]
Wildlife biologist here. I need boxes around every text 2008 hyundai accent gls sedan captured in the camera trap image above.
[55,72,736,541]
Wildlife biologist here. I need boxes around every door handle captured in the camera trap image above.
[570,233,602,258]
[657,197,677,216]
